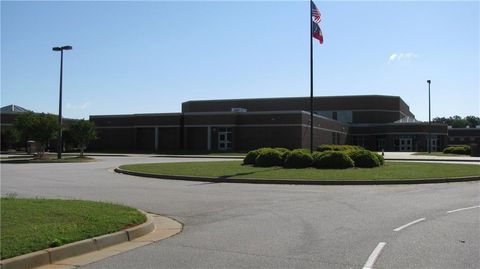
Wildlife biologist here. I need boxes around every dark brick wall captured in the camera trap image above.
[183,96,408,113]
[158,127,182,150]
[91,114,181,127]
[447,128,480,145]
[136,128,155,151]
[186,127,207,150]
[234,126,302,150]
[352,111,403,124]
[91,128,135,151]
[349,123,448,135]
[347,123,449,152]
[299,113,349,149]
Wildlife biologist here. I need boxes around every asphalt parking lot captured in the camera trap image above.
[1,155,479,269]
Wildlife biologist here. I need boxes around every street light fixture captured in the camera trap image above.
[52,45,73,159]
[427,80,431,153]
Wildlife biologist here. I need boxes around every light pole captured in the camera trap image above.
[427,79,431,153]
[52,45,72,159]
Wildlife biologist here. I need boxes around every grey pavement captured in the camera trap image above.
[1,155,479,269]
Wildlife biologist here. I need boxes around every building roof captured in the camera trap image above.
[0,104,30,113]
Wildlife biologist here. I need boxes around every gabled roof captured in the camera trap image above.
[0,104,31,113]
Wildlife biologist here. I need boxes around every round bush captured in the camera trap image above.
[273,147,291,161]
[316,145,365,152]
[283,149,313,168]
[374,152,385,165]
[243,149,260,165]
[312,151,354,169]
[443,145,471,155]
[254,148,283,167]
[347,150,380,168]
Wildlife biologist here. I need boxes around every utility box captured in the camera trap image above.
[26,140,38,154]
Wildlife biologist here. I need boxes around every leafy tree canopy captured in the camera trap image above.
[432,115,479,128]
[69,119,96,157]
[13,112,59,154]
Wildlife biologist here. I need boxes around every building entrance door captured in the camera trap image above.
[399,138,412,151]
[430,138,438,152]
[377,138,385,151]
[218,128,232,151]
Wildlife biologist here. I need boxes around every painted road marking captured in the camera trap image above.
[447,205,480,214]
[362,242,386,269]
[393,218,426,232]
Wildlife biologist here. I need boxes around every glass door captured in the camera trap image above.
[218,128,232,150]
[399,138,412,151]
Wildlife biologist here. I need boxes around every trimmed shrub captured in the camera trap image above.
[284,149,314,168]
[294,148,312,154]
[274,147,291,161]
[312,151,354,169]
[316,144,364,152]
[347,150,380,168]
[243,149,260,165]
[443,145,471,155]
[273,147,290,154]
[254,148,283,167]
[374,152,385,165]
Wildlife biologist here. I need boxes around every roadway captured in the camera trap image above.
[1,155,479,269]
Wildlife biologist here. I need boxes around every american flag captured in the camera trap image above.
[312,20,324,44]
[312,2,321,23]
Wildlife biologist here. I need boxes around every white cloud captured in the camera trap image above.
[66,101,92,110]
[388,52,419,62]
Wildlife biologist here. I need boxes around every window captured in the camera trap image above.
[337,111,353,123]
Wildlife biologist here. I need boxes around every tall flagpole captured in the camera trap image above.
[310,0,314,153]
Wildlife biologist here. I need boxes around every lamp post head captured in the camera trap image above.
[52,46,73,51]
[427,80,431,84]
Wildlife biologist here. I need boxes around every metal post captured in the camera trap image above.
[53,45,72,159]
[310,0,314,153]
[57,50,64,159]
[427,80,431,153]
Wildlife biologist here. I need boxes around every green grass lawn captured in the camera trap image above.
[0,198,146,259]
[156,151,245,156]
[119,161,480,181]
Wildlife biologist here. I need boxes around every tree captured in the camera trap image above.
[432,117,447,125]
[465,116,480,128]
[69,119,96,157]
[14,112,59,156]
[432,115,477,128]
[13,111,37,143]
[1,127,19,150]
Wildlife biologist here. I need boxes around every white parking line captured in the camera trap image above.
[447,205,480,214]
[393,218,426,232]
[362,242,386,269]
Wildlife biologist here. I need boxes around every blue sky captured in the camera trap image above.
[1,0,479,121]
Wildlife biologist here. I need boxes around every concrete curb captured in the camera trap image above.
[115,168,480,185]
[0,210,155,269]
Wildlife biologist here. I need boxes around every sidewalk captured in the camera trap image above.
[382,152,480,163]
